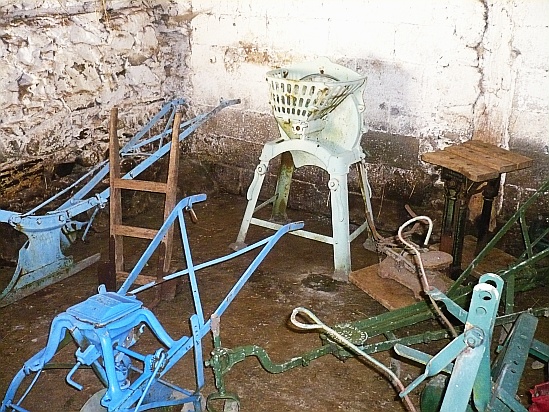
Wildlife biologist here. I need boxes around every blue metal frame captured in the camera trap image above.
[1,194,303,411]
[0,98,240,307]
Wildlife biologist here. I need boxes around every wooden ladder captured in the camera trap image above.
[105,106,182,301]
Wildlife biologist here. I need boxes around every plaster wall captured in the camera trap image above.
[0,0,547,219]
[188,0,548,213]
[190,0,485,141]
[190,1,548,147]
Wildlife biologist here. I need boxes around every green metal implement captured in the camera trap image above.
[205,177,549,411]
[415,311,549,412]
[395,274,503,411]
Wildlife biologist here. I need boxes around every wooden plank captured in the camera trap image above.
[350,264,417,310]
[116,271,157,286]
[421,151,499,182]
[463,141,533,171]
[159,110,183,300]
[353,237,517,309]
[109,108,124,275]
[112,224,158,239]
[113,179,168,193]
[445,145,517,173]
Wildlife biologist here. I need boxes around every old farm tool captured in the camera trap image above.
[290,307,418,412]
[232,58,374,280]
[375,215,454,301]
[293,274,549,411]
[206,178,549,411]
[394,274,549,412]
[0,98,239,307]
[106,106,182,300]
[0,194,303,412]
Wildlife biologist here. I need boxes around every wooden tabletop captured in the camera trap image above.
[421,140,533,182]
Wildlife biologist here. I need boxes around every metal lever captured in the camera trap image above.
[186,206,198,223]
[397,215,458,338]
[395,336,467,397]
[395,274,504,412]
[291,307,417,412]
[66,362,83,391]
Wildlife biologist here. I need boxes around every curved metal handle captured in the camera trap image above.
[290,307,417,412]
[66,361,83,391]
[397,215,433,251]
[290,307,326,331]
[396,216,433,292]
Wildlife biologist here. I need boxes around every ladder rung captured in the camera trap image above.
[113,179,168,193]
[116,271,157,285]
[113,224,158,239]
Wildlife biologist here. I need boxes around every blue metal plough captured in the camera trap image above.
[0,193,303,411]
[0,98,240,307]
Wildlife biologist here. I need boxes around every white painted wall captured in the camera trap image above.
[508,1,549,147]
[0,0,547,199]
[189,0,548,155]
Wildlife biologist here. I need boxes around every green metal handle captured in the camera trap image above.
[290,307,417,412]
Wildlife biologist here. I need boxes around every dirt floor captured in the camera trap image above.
[1,190,549,412]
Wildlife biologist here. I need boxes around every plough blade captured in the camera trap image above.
[0,98,241,307]
[0,253,100,308]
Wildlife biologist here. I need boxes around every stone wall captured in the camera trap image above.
[0,0,547,228]
[0,0,192,168]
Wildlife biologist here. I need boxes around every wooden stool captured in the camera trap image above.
[422,140,532,278]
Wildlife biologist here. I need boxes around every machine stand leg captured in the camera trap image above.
[271,152,294,223]
[329,173,352,281]
[231,162,269,250]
